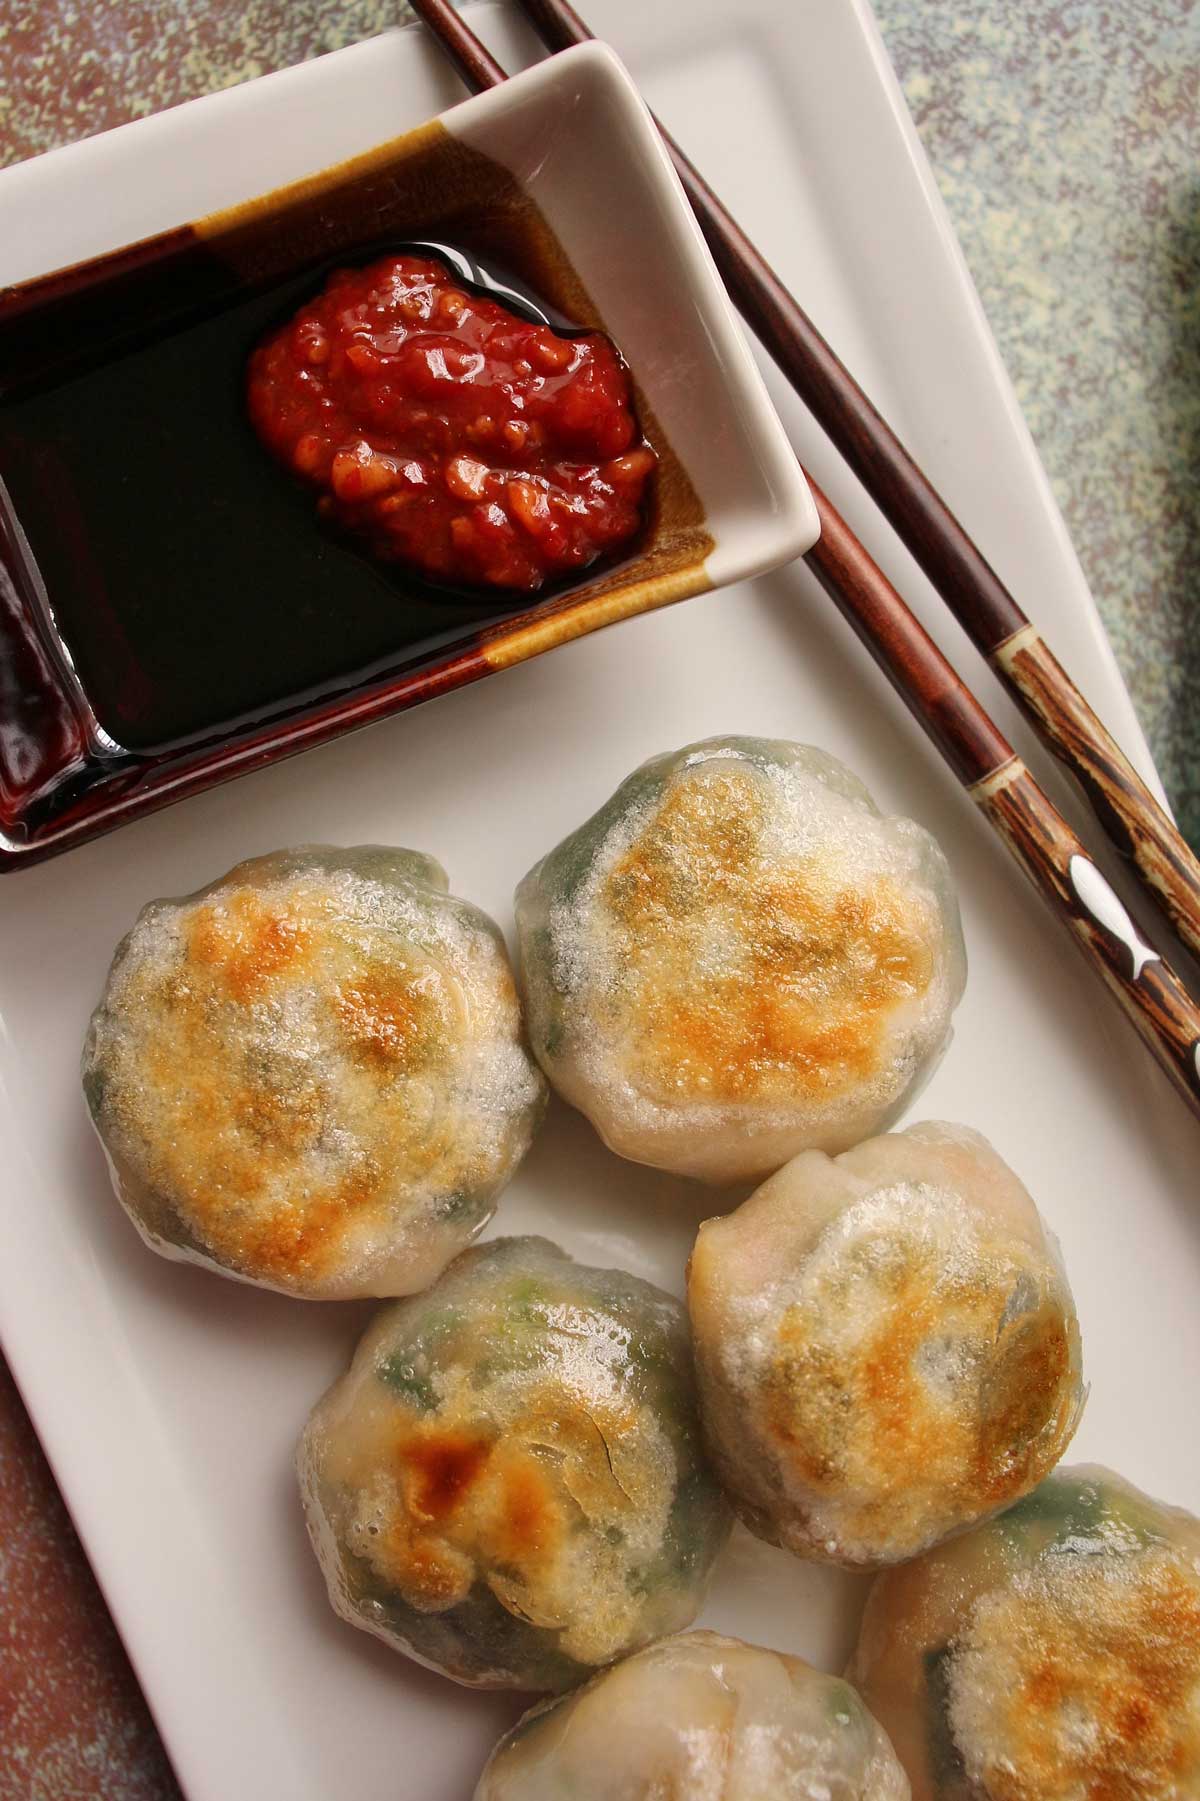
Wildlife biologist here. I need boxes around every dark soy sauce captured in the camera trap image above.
[0,242,588,757]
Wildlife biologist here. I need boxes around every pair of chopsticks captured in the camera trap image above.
[410,0,1200,1122]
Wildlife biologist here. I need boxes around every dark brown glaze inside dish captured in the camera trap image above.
[0,122,711,868]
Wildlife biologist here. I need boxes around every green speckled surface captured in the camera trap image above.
[0,2,1197,1795]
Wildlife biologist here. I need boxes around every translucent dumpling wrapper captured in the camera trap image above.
[83,846,546,1299]
[848,1465,1200,1799]
[298,1237,732,1690]
[474,1630,910,1799]
[688,1122,1084,1567]
[515,737,966,1184]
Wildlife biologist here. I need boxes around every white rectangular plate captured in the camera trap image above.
[1,5,1196,1798]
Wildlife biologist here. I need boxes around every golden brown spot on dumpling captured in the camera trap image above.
[975,1309,1072,1486]
[365,1416,570,1614]
[226,1160,383,1286]
[101,885,479,1287]
[491,1449,557,1563]
[766,1228,1077,1549]
[345,1370,675,1668]
[603,768,935,1106]
[769,1259,948,1496]
[404,1428,494,1523]
[187,889,313,1001]
[372,1422,500,1609]
[334,962,445,1072]
[131,982,394,1285]
[385,1530,475,1612]
[950,1549,1200,1799]
[231,1075,325,1159]
[606,773,760,920]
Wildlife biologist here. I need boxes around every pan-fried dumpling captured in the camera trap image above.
[515,737,965,1184]
[83,846,545,1299]
[474,1630,910,1799]
[688,1122,1083,1566]
[848,1465,1200,1799]
[297,1237,731,1690]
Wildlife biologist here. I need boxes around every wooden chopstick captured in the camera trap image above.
[507,0,1200,972]
[408,0,1200,1123]
[806,484,1200,1113]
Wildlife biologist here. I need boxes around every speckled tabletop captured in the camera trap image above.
[1,1,1197,1794]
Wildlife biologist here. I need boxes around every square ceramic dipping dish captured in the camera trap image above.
[0,40,817,872]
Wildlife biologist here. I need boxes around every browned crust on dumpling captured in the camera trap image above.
[366,1421,573,1615]
[302,1243,731,1685]
[603,766,937,1106]
[765,1246,1075,1530]
[115,884,463,1286]
[86,855,542,1295]
[848,1468,1200,1801]
[948,1546,1200,1799]
[688,1126,1083,1566]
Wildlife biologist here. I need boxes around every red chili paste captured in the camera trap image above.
[247,254,656,592]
